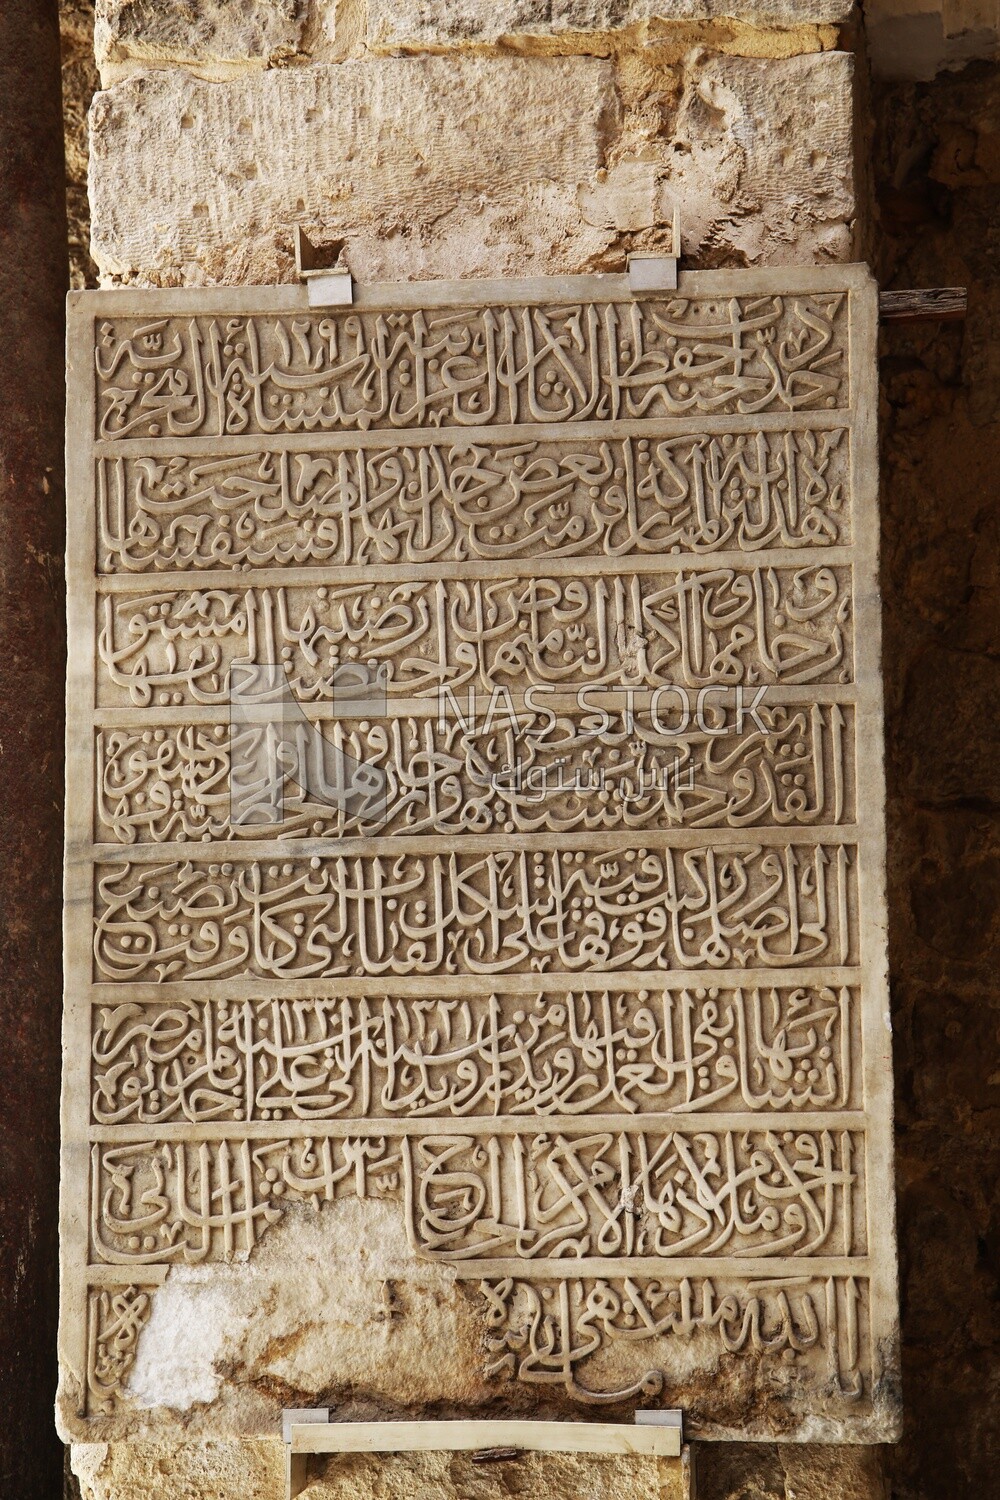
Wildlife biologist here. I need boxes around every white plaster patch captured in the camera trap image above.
[121,1199,491,1423]
[127,1275,252,1411]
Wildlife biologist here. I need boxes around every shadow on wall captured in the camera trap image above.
[866,1,1000,81]
[874,56,1000,1500]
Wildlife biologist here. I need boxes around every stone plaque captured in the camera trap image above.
[60,268,900,1444]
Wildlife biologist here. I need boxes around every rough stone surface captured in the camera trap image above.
[873,59,1000,1500]
[71,1439,898,1500]
[366,0,853,52]
[96,0,309,84]
[307,1451,684,1500]
[88,54,617,284]
[61,0,99,288]
[71,1440,687,1500]
[87,50,854,285]
[90,0,855,83]
[636,50,855,263]
[71,1440,284,1500]
[697,1442,889,1500]
[121,1205,491,1427]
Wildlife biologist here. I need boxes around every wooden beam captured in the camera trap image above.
[879,287,967,324]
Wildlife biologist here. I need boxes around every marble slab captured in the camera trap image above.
[59,267,900,1444]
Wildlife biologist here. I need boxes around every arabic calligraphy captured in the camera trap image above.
[92,843,856,981]
[89,1125,861,1268]
[95,702,854,843]
[96,428,849,573]
[94,296,848,441]
[404,1128,861,1261]
[85,1286,153,1416]
[66,272,894,1433]
[479,1274,865,1404]
[91,984,858,1124]
[96,565,853,709]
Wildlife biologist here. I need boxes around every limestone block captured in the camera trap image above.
[88,55,616,285]
[71,1441,684,1500]
[366,0,855,53]
[88,51,854,286]
[627,50,856,265]
[96,0,309,85]
[71,1441,285,1500]
[306,1452,684,1500]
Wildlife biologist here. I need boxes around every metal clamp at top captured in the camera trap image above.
[295,226,354,307]
[283,1408,329,1499]
[627,203,681,294]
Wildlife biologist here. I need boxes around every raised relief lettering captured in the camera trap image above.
[63,271,897,1442]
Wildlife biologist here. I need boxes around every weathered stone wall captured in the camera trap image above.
[82,0,857,286]
[873,59,1000,1500]
[65,11,870,1500]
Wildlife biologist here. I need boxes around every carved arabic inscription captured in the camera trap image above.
[61,270,899,1442]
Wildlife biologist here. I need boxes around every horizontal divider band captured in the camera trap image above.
[93,407,855,461]
[87,1113,869,1141]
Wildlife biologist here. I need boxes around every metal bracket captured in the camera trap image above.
[294,226,354,307]
[635,1408,683,1432]
[627,204,681,294]
[283,1408,329,1500]
[283,1411,687,1500]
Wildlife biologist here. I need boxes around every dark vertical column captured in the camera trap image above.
[0,2,68,1495]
